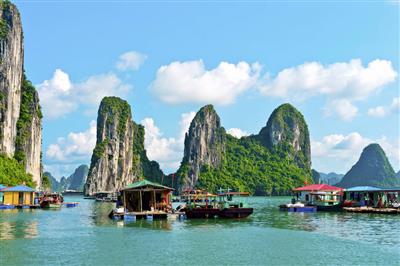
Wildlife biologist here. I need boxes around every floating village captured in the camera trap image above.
[1,181,399,220]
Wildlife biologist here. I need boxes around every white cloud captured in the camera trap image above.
[46,120,97,163]
[258,59,397,121]
[150,60,261,105]
[367,97,400,118]
[142,111,196,172]
[37,69,132,119]
[312,132,400,173]
[116,51,147,71]
[324,99,358,121]
[258,59,397,100]
[227,128,249,138]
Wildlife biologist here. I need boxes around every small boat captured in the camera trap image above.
[95,191,118,202]
[40,193,63,209]
[279,202,317,212]
[179,190,220,218]
[64,202,79,208]
[217,190,253,218]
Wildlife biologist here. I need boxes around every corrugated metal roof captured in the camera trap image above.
[0,184,6,190]
[293,184,343,192]
[0,185,35,192]
[122,179,173,191]
[345,186,392,192]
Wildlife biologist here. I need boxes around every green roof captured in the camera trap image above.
[122,179,173,191]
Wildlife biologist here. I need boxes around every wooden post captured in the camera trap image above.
[140,190,143,212]
[153,190,156,211]
[123,191,126,211]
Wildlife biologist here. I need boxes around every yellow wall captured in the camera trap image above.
[3,192,34,205]
[4,192,14,204]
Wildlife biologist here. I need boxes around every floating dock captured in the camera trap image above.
[343,207,400,214]
[110,211,171,220]
[279,205,317,213]
[0,204,40,210]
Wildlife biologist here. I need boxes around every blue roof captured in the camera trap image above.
[345,186,383,192]
[0,184,6,190]
[0,185,35,192]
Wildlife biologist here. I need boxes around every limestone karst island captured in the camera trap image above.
[1,1,399,265]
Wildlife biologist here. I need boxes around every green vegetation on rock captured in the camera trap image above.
[337,143,399,188]
[197,135,312,195]
[14,75,42,165]
[99,96,131,139]
[0,153,35,187]
[0,0,12,40]
[259,103,311,169]
[41,173,51,191]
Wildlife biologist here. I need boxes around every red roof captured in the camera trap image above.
[293,184,343,192]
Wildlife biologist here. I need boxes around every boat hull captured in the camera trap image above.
[219,208,253,218]
[184,208,220,219]
[40,202,62,209]
[314,204,343,212]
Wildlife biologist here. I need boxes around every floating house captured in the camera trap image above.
[116,180,173,219]
[0,185,36,208]
[343,186,400,208]
[293,184,344,211]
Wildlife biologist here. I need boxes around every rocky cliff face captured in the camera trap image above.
[258,103,311,169]
[0,2,42,188]
[175,103,312,194]
[14,76,42,186]
[67,164,88,191]
[84,97,163,195]
[337,143,399,188]
[177,105,226,190]
[85,97,136,195]
[0,2,23,155]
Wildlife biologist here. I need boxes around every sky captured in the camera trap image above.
[15,0,399,179]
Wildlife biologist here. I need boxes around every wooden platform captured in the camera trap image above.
[0,204,40,210]
[110,211,169,220]
[343,207,400,214]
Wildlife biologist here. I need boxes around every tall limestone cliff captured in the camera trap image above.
[258,103,311,169]
[337,143,399,188]
[0,1,23,155]
[177,105,226,189]
[84,97,163,195]
[175,103,311,194]
[14,76,42,186]
[0,1,42,188]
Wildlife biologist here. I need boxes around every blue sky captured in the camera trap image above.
[16,0,399,178]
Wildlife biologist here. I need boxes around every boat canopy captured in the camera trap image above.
[345,186,400,192]
[0,185,35,192]
[121,179,173,191]
[293,184,343,192]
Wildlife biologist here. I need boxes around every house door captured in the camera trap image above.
[19,192,24,205]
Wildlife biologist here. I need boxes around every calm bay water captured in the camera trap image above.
[1,196,399,265]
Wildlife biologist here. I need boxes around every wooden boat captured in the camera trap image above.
[180,190,220,218]
[217,191,253,218]
[40,193,63,209]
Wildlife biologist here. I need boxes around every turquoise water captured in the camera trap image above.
[1,196,399,265]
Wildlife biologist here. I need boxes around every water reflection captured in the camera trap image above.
[0,220,38,240]
[253,197,400,246]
